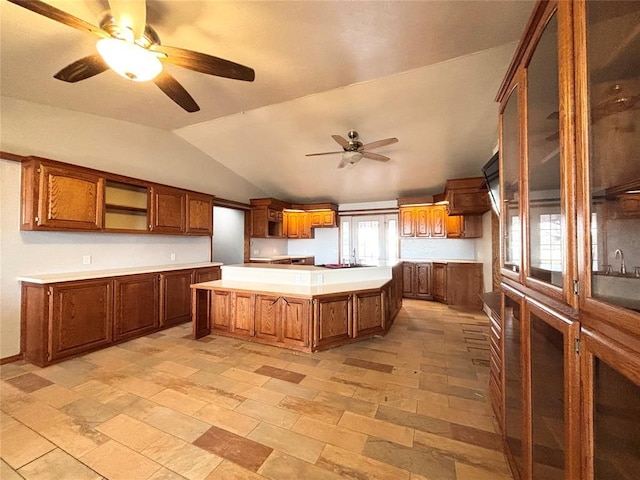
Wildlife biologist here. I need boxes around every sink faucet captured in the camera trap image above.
[614,249,626,275]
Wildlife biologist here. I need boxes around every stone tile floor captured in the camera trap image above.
[0,300,513,479]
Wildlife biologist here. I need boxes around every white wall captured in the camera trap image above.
[213,207,245,265]
[400,237,477,260]
[0,98,266,359]
[288,228,339,265]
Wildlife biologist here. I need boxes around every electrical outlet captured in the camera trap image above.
[253,249,259,255]
[295,274,301,284]
[170,253,176,261]
[317,274,324,285]
[82,255,91,265]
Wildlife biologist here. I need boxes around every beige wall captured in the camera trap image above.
[0,97,265,359]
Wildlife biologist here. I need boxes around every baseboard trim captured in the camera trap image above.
[0,353,23,365]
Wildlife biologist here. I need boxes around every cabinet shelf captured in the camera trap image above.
[105,204,148,214]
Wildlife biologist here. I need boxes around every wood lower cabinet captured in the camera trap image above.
[313,294,352,349]
[255,295,310,347]
[194,266,222,283]
[432,263,448,303]
[114,273,159,341]
[354,291,385,337]
[22,265,220,367]
[402,262,433,299]
[231,292,254,336]
[160,270,192,327]
[48,279,113,362]
[211,290,232,332]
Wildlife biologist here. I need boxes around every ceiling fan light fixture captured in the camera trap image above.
[97,38,162,82]
[343,151,363,164]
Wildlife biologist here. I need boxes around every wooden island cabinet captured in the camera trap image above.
[192,263,402,353]
[20,264,221,367]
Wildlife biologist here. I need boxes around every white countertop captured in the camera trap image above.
[191,278,388,297]
[249,255,315,261]
[17,262,223,284]
[400,258,482,264]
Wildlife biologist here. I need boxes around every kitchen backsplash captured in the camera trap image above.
[250,238,288,257]
[400,238,477,260]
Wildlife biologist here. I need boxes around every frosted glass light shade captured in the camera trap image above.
[343,151,363,163]
[97,38,162,82]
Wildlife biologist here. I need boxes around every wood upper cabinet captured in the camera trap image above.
[429,206,447,238]
[160,270,192,327]
[186,193,213,235]
[48,279,112,361]
[20,157,215,236]
[113,273,159,341]
[400,207,416,237]
[446,214,483,238]
[309,210,336,228]
[399,205,447,238]
[150,185,186,234]
[284,212,314,239]
[444,177,491,216]
[21,159,104,231]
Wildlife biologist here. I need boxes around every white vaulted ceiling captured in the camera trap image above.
[0,0,534,203]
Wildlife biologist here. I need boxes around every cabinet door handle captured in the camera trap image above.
[270,297,280,305]
[282,298,290,306]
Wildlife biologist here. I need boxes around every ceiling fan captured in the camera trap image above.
[6,0,255,112]
[306,130,398,169]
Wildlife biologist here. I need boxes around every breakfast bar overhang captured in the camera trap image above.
[191,262,403,352]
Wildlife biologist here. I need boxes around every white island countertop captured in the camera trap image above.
[17,262,223,284]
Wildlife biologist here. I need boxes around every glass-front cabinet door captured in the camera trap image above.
[527,303,580,480]
[501,84,522,279]
[577,0,640,337]
[525,12,564,292]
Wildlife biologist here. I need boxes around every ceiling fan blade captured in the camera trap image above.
[53,55,109,83]
[150,45,255,81]
[305,151,344,157]
[360,137,398,150]
[153,71,200,112]
[6,0,108,37]
[108,0,146,39]
[331,135,349,149]
[362,151,390,162]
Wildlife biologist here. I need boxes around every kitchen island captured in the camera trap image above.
[191,262,403,352]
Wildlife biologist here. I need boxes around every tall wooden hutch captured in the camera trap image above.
[494,1,640,479]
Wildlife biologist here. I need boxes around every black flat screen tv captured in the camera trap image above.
[482,151,500,215]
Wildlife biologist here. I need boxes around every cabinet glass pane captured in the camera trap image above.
[586,1,640,312]
[504,294,523,475]
[592,357,640,480]
[527,14,563,287]
[502,89,521,272]
[530,313,564,478]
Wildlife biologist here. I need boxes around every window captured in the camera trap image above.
[509,216,521,266]
[538,213,562,271]
[340,214,398,264]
